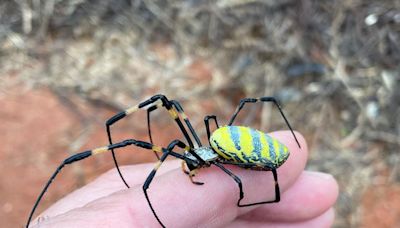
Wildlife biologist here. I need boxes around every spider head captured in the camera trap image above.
[184,147,219,169]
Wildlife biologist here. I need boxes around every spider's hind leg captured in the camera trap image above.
[146,99,203,160]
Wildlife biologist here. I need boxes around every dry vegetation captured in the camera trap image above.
[1,0,399,227]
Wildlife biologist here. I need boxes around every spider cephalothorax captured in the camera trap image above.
[27,94,300,228]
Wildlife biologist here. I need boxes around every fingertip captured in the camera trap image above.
[305,171,339,205]
[292,172,338,222]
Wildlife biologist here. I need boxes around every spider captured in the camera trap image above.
[26,94,301,228]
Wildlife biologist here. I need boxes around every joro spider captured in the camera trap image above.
[26,94,301,228]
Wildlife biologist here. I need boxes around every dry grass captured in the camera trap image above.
[1,1,399,227]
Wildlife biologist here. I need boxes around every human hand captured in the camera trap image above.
[30,131,338,227]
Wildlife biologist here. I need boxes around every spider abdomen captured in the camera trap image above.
[210,126,289,168]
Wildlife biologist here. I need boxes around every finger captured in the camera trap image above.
[238,171,338,222]
[36,160,182,219]
[228,208,335,228]
[33,131,308,228]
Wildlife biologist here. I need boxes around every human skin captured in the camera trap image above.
[30,131,338,227]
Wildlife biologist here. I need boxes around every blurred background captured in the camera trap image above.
[1,0,399,227]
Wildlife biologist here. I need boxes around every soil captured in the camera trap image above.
[360,184,400,228]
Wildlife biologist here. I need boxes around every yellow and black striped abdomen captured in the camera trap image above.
[210,126,289,168]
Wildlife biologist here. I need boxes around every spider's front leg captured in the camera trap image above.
[146,99,202,152]
[143,139,198,228]
[25,138,187,228]
[105,94,203,188]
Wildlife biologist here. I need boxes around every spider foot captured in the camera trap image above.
[189,170,204,185]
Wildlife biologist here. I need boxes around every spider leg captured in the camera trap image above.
[105,94,204,188]
[213,163,244,206]
[212,162,280,207]
[228,97,301,149]
[181,160,190,175]
[147,105,160,160]
[143,139,194,228]
[204,115,220,144]
[146,100,202,157]
[180,161,204,185]
[238,168,280,207]
[170,100,202,147]
[146,99,204,181]
[26,139,187,228]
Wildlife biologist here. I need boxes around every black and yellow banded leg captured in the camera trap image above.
[143,139,192,228]
[146,99,202,159]
[147,105,160,160]
[204,115,220,143]
[105,94,199,188]
[25,139,187,228]
[170,100,202,147]
[212,163,280,207]
[228,97,301,149]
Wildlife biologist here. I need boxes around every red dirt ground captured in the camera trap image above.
[360,184,400,228]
